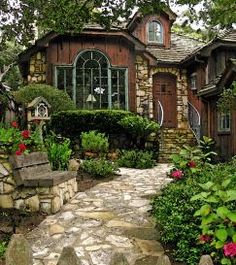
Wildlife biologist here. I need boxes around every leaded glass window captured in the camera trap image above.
[148,21,163,44]
[54,50,128,110]
[56,67,73,99]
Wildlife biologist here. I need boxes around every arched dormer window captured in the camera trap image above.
[148,21,163,44]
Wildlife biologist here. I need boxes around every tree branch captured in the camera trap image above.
[0,62,16,83]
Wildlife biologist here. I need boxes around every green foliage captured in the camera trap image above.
[117,150,156,169]
[118,115,159,137]
[13,84,76,113]
[118,115,159,149]
[199,136,217,162]
[0,41,23,89]
[0,241,7,257]
[151,167,214,265]
[170,142,217,180]
[1,0,235,47]
[217,82,236,113]
[0,122,44,154]
[44,132,72,170]
[191,162,236,264]
[50,109,134,138]
[81,131,109,154]
[81,158,118,178]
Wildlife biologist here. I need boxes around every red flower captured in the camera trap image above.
[171,170,183,179]
[11,121,18,128]
[199,234,211,243]
[15,150,22,156]
[18,143,27,152]
[188,161,196,168]
[223,242,236,257]
[21,130,30,139]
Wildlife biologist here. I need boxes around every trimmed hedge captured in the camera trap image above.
[50,110,135,138]
[13,84,76,113]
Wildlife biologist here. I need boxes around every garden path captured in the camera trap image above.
[26,164,172,265]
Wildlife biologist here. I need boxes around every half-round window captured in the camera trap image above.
[148,21,163,44]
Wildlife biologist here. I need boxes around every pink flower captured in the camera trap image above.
[171,170,183,179]
[11,121,18,128]
[21,130,30,139]
[18,143,27,152]
[15,150,22,156]
[188,161,197,168]
[199,234,211,243]
[223,242,236,257]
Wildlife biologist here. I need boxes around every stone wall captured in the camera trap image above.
[28,52,47,84]
[136,57,189,130]
[0,153,77,214]
[135,55,154,118]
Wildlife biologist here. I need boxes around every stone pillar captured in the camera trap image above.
[136,55,154,118]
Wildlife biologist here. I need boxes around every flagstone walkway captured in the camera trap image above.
[27,164,172,265]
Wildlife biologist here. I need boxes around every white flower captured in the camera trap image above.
[94,87,105,94]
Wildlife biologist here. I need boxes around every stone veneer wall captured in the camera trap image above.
[135,55,154,118]
[135,55,189,129]
[28,52,47,83]
[0,153,77,214]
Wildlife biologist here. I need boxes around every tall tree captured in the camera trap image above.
[0,0,235,47]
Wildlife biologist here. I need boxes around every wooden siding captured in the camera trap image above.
[208,98,236,160]
[46,35,136,112]
[132,14,171,48]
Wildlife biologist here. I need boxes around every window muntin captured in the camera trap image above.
[54,50,128,110]
[218,113,231,132]
[148,21,163,44]
[56,67,73,99]
[190,73,197,90]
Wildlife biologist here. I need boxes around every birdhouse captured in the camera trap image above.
[27,96,51,122]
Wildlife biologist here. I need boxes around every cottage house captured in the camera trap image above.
[17,7,236,160]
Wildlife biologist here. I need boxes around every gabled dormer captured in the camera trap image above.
[127,7,176,49]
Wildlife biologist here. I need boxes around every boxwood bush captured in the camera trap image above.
[13,84,76,113]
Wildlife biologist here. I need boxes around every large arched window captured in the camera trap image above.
[148,21,163,44]
[54,50,128,110]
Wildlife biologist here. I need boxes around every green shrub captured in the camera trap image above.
[44,132,72,170]
[81,131,109,154]
[151,166,214,265]
[81,158,118,178]
[191,160,236,265]
[118,115,159,149]
[50,109,134,138]
[117,150,156,169]
[13,84,76,113]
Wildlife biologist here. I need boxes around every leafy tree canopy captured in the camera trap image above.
[0,0,235,47]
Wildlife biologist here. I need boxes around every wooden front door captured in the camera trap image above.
[153,73,177,128]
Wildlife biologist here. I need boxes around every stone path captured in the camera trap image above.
[27,164,172,265]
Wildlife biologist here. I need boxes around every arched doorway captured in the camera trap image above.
[153,73,177,127]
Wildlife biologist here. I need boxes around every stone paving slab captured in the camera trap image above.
[26,164,172,265]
